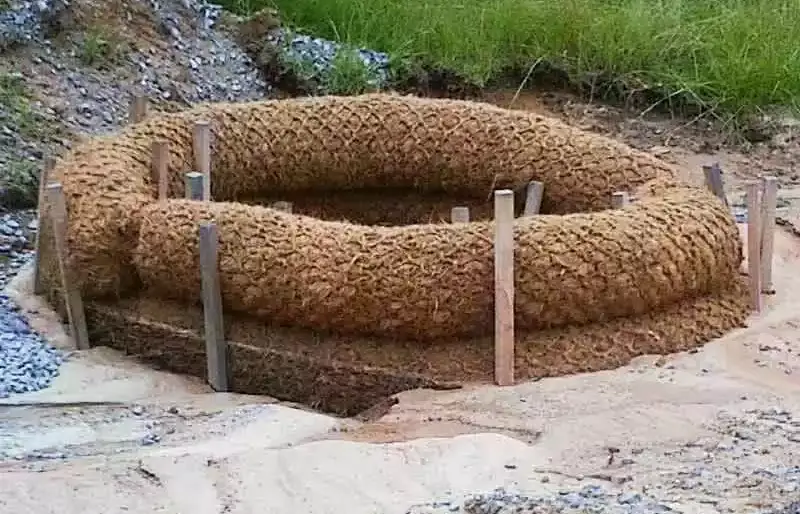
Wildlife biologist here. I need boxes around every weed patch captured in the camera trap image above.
[0,73,42,139]
[0,158,39,209]
[78,26,129,68]
[275,35,381,95]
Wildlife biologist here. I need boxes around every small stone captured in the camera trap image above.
[617,492,642,504]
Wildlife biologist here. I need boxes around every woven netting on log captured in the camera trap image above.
[51,93,746,342]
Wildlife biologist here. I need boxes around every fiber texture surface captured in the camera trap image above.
[84,286,748,415]
[48,93,746,343]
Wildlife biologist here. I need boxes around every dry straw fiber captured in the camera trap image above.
[50,93,745,342]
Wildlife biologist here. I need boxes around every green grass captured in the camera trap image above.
[0,72,41,138]
[78,26,129,68]
[219,0,800,118]
[325,49,379,95]
[274,29,381,95]
[0,158,40,209]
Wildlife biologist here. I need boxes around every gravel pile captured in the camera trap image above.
[0,0,68,51]
[0,301,64,398]
[137,0,267,105]
[0,212,66,399]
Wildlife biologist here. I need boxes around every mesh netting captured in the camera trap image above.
[45,93,746,342]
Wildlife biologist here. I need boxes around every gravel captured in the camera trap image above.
[0,0,69,51]
[407,407,800,514]
[0,211,66,400]
[408,482,800,514]
[407,487,676,514]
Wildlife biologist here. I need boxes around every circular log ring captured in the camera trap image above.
[53,94,745,342]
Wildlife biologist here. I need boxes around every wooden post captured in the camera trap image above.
[451,206,470,223]
[493,189,515,386]
[523,181,544,216]
[760,176,778,294]
[33,156,56,295]
[184,172,204,200]
[611,191,629,208]
[193,121,211,201]
[129,94,148,124]
[151,141,170,202]
[745,181,762,311]
[45,183,90,350]
[272,201,293,213]
[703,163,728,207]
[199,221,229,392]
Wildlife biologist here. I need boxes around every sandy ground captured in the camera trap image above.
[2,94,800,513]
[0,222,798,513]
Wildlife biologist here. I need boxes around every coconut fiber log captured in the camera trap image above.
[50,94,746,342]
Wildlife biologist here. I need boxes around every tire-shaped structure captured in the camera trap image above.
[52,94,745,342]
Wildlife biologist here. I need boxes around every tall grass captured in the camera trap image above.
[222,0,800,114]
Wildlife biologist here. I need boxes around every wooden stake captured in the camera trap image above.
[760,176,778,294]
[151,141,170,202]
[45,183,90,350]
[703,163,728,207]
[611,191,629,208]
[33,156,56,295]
[451,206,470,223]
[184,172,204,200]
[745,181,762,311]
[129,94,148,124]
[193,121,211,201]
[493,189,515,386]
[199,221,229,392]
[523,181,544,216]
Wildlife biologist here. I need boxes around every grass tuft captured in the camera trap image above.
[0,72,41,138]
[78,26,129,68]
[325,49,378,95]
[217,0,800,117]
[0,158,39,209]
[276,30,380,95]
